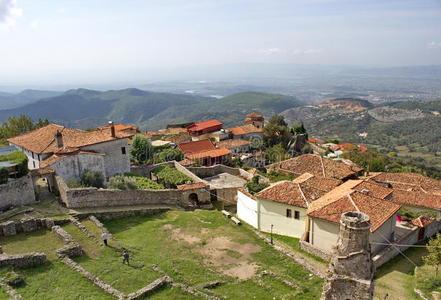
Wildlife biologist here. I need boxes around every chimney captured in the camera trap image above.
[55,130,63,148]
[109,121,116,138]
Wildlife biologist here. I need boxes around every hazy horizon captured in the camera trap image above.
[1,0,441,86]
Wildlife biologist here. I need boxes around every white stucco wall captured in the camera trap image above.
[51,153,106,183]
[259,198,306,238]
[369,214,396,254]
[10,145,51,170]
[309,218,339,253]
[237,190,258,228]
[82,138,130,178]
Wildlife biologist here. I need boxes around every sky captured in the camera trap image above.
[1,0,441,85]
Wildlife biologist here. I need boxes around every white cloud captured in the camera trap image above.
[0,0,22,31]
[259,48,283,55]
[428,41,441,48]
[30,20,39,31]
[292,48,323,55]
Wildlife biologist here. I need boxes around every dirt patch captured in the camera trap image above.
[162,224,201,244]
[199,236,261,280]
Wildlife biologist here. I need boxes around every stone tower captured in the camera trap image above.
[244,113,264,129]
[321,211,375,300]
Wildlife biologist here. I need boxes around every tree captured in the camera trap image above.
[80,170,104,188]
[265,143,290,164]
[153,148,183,163]
[0,115,50,145]
[108,175,137,190]
[130,135,154,164]
[246,176,269,194]
[424,233,441,276]
[268,115,288,127]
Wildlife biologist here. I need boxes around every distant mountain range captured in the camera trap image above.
[0,89,63,110]
[0,88,304,130]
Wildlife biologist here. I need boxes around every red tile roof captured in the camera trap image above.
[390,190,441,210]
[246,113,264,118]
[8,124,131,154]
[308,191,401,232]
[186,148,231,160]
[216,139,251,150]
[187,120,223,132]
[178,139,215,155]
[352,181,392,199]
[99,123,139,132]
[256,174,342,208]
[371,172,441,194]
[267,154,362,180]
[177,182,207,191]
[229,124,262,135]
[411,216,434,228]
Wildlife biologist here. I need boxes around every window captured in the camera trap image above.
[32,152,34,159]
[294,211,300,220]
[121,147,126,155]
[33,161,36,168]
[286,209,292,218]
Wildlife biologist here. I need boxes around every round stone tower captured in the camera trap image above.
[244,113,264,129]
[321,211,375,300]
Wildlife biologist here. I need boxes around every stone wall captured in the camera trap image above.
[82,138,130,178]
[55,174,212,210]
[186,165,241,178]
[373,225,419,268]
[0,253,47,269]
[50,153,105,184]
[0,175,36,209]
[299,241,331,261]
[0,218,61,237]
[52,225,84,258]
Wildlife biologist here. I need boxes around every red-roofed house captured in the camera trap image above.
[178,139,231,166]
[187,120,227,142]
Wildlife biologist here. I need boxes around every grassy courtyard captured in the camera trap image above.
[0,210,323,299]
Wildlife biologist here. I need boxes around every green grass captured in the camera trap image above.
[270,233,328,264]
[374,243,428,300]
[0,210,324,299]
[103,210,323,299]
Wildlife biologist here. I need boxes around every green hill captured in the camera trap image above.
[0,90,303,130]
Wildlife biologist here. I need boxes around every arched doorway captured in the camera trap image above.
[188,193,199,206]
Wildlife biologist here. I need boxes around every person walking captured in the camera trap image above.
[122,250,130,265]
[101,232,108,246]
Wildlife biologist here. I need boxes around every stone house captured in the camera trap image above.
[244,113,264,129]
[187,120,228,142]
[8,123,132,182]
[228,124,263,141]
[237,173,341,238]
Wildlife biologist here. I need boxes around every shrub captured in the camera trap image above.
[108,175,137,190]
[246,176,269,194]
[133,177,164,190]
[0,168,9,184]
[151,165,192,187]
[80,170,104,188]
[153,148,184,163]
[130,135,154,164]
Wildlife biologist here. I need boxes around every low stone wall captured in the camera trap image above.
[186,165,241,178]
[373,226,419,268]
[0,278,24,300]
[0,217,62,237]
[52,225,83,258]
[299,240,331,261]
[127,276,171,300]
[61,256,125,299]
[173,161,204,183]
[0,253,47,269]
[0,175,36,209]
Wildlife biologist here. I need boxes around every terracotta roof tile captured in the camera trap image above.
[99,123,139,132]
[8,124,130,154]
[186,148,231,160]
[246,113,263,118]
[178,139,215,155]
[411,216,434,228]
[371,172,441,194]
[308,191,401,232]
[216,139,251,150]
[352,181,392,199]
[267,154,362,180]
[390,190,441,210]
[177,182,207,191]
[229,124,262,135]
[187,120,223,132]
[144,127,187,139]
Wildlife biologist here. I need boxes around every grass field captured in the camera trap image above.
[0,210,324,299]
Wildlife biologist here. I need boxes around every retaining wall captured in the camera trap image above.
[0,253,47,269]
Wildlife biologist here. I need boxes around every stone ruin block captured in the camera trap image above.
[43,218,55,229]
[1,221,17,236]
[21,218,38,233]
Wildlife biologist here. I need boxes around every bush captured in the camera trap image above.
[153,148,184,163]
[151,165,192,187]
[108,175,137,190]
[80,170,104,188]
[0,168,9,184]
[130,135,154,164]
[246,176,269,194]
[133,177,164,190]
[266,170,294,182]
